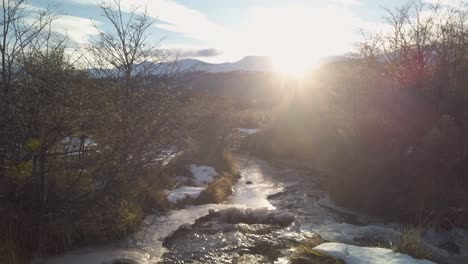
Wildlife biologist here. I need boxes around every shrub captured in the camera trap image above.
[196,173,236,204]
[392,227,431,260]
[115,199,144,234]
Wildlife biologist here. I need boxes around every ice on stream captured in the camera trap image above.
[46,158,283,264]
[44,156,468,264]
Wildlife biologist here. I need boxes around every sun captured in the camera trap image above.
[272,53,320,78]
[243,5,355,78]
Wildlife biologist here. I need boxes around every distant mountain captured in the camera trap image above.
[161,56,275,73]
[90,55,350,77]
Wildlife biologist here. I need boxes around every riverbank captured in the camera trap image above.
[164,150,240,208]
[47,154,468,264]
[241,128,468,231]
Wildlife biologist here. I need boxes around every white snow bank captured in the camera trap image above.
[189,164,218,185]
[314,242,434,264]
[302,222,402,246]
[237,128,261,134]
[274,257,289,264]
[166,186,205,204]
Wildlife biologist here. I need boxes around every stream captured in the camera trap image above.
[45,155,468,264]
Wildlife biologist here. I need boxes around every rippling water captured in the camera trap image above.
[46,155,468,264]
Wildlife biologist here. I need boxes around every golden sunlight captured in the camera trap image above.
[248,5,356,78]
[272,53,320,77]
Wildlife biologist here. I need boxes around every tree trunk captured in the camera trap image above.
[36,148,47,252]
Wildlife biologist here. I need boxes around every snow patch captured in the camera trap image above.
[189,164,218,186]
[274,256,289,264]
[314,242,435,264]
[302,222,402,246]
[166,186,205,204]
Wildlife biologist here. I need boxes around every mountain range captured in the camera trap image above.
[163,56,275,73]
[90,55,349,77]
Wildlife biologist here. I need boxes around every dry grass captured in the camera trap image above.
[221,150,240,175]
[392,227,432,260]
[289,244,344,264]
[168,149,240,206]
[286,236,345,264]
[196,172,237,204]
[198,150,241,204]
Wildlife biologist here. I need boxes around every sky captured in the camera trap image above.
[28,0,467,63]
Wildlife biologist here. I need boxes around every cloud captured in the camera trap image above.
[69,0,227,41]
[157,45,222,60]
[175,48,221,58]
[61,0,373,62]
[52,15,100,45]
[23,2,100,46]
[230,5,365,60]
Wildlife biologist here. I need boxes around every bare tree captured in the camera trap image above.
[83,0,189,206]
[87,0,168,94]
[0,1,56,188]
[0,0,55,96]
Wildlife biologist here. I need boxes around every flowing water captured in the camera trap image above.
[46,155,468,264]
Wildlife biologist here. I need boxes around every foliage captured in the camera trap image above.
[5,161,32,185]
